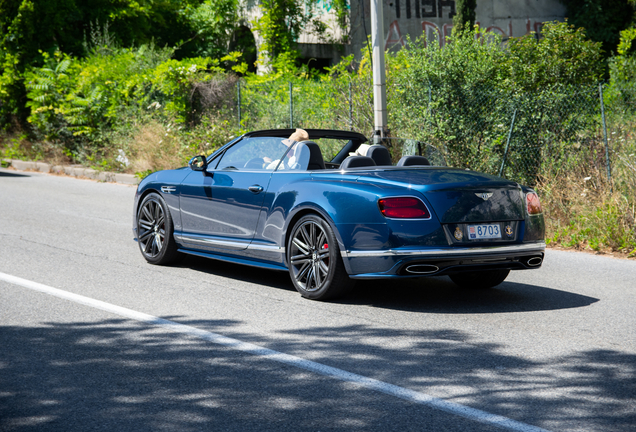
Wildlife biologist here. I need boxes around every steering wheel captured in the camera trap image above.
[244,157,265,169]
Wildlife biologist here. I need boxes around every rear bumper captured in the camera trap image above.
[343,242,546,278]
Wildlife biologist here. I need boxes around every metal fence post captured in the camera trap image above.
[599,83,612,187]
[349,81,353,131]
[237,80,241,130]
[499,108,517,177]
[289,81,293,129]
[427,81,432,128]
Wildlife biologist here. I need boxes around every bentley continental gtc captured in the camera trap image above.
[133,129,545,300]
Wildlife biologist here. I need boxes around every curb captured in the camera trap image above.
[2,159,139,185]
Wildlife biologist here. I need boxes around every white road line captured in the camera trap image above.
[0,271,551,432]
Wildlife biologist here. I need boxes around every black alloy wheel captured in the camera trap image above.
[287,214,351,300]
[137,193,180,265]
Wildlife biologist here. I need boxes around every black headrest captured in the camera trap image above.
[294,141,325,170]
[366,145,392,166]
[339,156,377,169]
[397,155,431,166]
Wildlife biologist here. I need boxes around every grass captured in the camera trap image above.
[539,121,636,258]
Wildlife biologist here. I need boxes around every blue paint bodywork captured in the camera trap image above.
[133,130,545,279]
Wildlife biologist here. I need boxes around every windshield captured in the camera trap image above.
[396,138,447,166]
[208,133,446,171]
[213,137,289,171]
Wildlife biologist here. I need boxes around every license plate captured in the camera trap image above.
[468,224,501,240]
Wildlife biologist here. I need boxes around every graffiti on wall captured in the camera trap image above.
[394,0,456,20]
[385,18,549,49]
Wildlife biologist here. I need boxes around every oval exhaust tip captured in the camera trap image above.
[527,257,543,267]
[405,264,439,274]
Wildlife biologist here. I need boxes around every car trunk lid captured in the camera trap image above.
[351,167,526,223]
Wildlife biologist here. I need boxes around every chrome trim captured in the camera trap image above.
[341,242,546,258]
[471,257,508,263]
[161,186,176,193]
[247,243,285,253]
[175,234,250,249]
[405,264,439,274]
[175,234,284,253]
[475,192,494,201]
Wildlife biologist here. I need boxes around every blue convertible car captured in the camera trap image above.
[133,129,545,300]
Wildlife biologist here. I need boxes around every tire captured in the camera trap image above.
[287,214,352,300]
[449,269,510,289]
[137,192,181,265]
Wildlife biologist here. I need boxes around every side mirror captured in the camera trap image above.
[188,155,208,171]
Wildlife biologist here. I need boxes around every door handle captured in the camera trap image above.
[248,185,264,194]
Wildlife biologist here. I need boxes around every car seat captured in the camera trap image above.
[366,145,393,166]
[396,155,431,166]
[339,156,377,169]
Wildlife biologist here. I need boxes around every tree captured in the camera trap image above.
[452,0,476,34]
[505,21,604,91]
[559,0,636,56]
[250,0,350,71]
[0,0,238,128]
[251,0,308,67]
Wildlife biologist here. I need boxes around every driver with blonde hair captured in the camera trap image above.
[264,128,310,170]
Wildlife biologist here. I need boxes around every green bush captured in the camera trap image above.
[22,42,238,164]
[386,22,604,184]
[606,28,636,109]
[0,0,241,130]
[504,21,603,90]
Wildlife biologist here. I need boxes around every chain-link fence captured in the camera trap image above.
[395,83,609,187]
[602,83,636,197]
[235,78,374,132]
[229,78,636,188]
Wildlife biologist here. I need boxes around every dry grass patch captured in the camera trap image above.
[539,144,636,257]
[125,120,194,175]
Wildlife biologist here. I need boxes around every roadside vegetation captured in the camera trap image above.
[0,0,635,257]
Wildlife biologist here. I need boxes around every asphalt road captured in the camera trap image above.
[1,168,635,432]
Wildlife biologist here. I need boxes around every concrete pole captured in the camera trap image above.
[370,0,388,141]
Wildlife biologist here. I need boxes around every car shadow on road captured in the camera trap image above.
[178,255,599,314]
[179,255,296,292]
[341,277,600,314]
[0,170,31,178]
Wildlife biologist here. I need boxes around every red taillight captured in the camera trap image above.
[378,197,431,219]
[526,192,542,215]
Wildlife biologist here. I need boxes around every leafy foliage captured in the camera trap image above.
[179,0,239,59]
[559,0,636,56]
[24,51,79,142]
[329,0,352,44]
[452,0,476,34]
[251,0,307,66]
[0,0,238,128]
[607,28,636,108]
[384,23,606,185]
[504,21,604,91]
[250,0,351,69]
[22,42,236,163]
